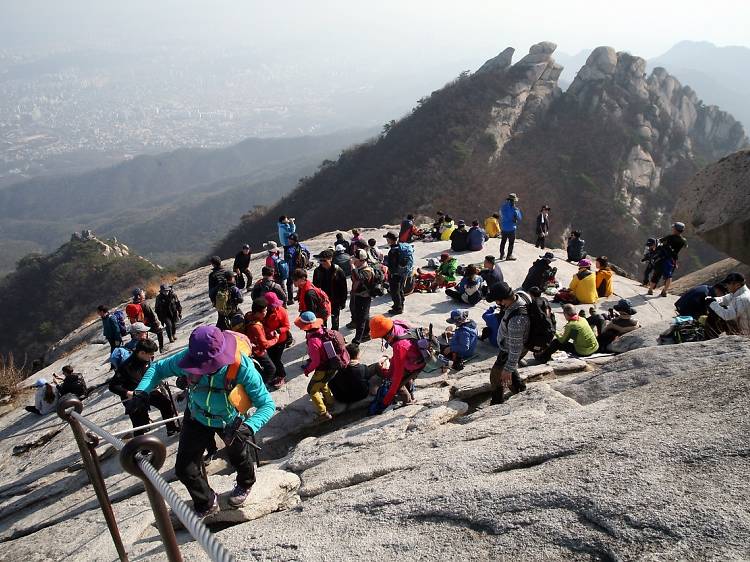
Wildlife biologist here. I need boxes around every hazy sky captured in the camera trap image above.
[2,0,749,63]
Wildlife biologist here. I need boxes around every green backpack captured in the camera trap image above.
[214,287,232,315]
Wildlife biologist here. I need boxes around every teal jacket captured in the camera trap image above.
[135,350,275,433]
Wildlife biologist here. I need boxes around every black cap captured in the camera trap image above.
[721,272,745,285]
[486,281,513,302]
[384,231,397,240]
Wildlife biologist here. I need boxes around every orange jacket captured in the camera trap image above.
[243,320,278,356]
[263,306,291,345]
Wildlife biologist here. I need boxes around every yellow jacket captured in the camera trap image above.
[440,222,456,241]
[484,217,500,238]
[569,270,598,304]
[595,269,614,297]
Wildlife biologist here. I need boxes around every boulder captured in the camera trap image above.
[476,47,515,74]
[607,321,668,353]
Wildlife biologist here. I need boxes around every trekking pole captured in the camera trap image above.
[57,397,129,562]
[161,382,182,431]
[119,435,182,562]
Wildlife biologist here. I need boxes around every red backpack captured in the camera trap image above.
[125,303,144,324]
[305,286,332,319]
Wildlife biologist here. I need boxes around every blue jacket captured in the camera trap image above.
[135,350,275,433]
[278,222,296,246]
[449,320,478,358]
[482,306,500,348]
[500,201,522,232]
[101,314,120,340]
[467,226,488,251]
[675,285,711,318]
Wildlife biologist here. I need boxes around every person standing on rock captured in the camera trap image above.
[133,289,165,353]
[313,249,348,330]
[292,268,331,323]
[97,305,123,355]
[487,282,529,404]
[155,284,182,344]
[648,222,688,297]
[384,231,414,315]
[232,244,253,292]
[277,215,296,246]
[284,233,311,304]
[640,238,659,286]
[214,272,245,331]
[208,256,226,304]
[535,205,550,249]
[132,326,275,517]
[251,266,288,304]
[243,298,279,384]
[535,304,599,363]
[707,272,750,336]
[350,249,375,344]
[499,193,522,261]
[262,292,290,388]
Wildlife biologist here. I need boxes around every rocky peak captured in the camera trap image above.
[476,47,515,74]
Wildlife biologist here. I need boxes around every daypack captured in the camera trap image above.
[252,279,284,301]
[274,256,290,281]
[110,347,132,370]
[396,243,414,274]
[59,372,87,399]
[392,321,439,369]
[113,310,128,337]
[367,265,386,297]
[214,287,232,315]
[659,316,705,344]
[290,245,311,271]
[305,286,332,319]
[125,303,144,324]
[310,328,350,370]
[506,292,556,352]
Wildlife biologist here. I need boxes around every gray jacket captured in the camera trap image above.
[497,294,530,371]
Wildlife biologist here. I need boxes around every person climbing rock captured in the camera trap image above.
[132,288,165,353]
[261,292,290,388]
[133,326,275,517]
[97,305,123,355]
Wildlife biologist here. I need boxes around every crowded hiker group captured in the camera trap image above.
[27,192,749,521]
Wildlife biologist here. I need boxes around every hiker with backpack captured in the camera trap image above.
[109,338,179,437]
[292,268,331,322]
[262,292,290,388]
[233,244,253,292]
[535,304,599,363]
[98,305,125,355]
[641,238,659,286]
[535,205,551,249]
[566,230,586,262]
[597,299,640,351]
[327,343,378,404]
[499,193,522,261]
[350,249,378,344]
[214,272,244,331]
[367,238,384,264]
[132,326,275,517]
[450,220,470,252]
[647,222,688,297]
[208,256,227,304]
[467,220,489,252]
[251,266,288,304]
[296,311,349,422]
[284,233,311,304]
[440,310,478,371]
[56,365,87,399]
[384,231,414,315]
[243,298,279,385]
[263,242,290,291]
[124,322,151,351]
[155,284,182,344]
[332,244,352,276]
[446,265,486,306]
[130,289,165,353]
[484,213,501,239]
[313,249,349,330]
[368,315,432,413]
[25,378,58,416]
[522,252,556,293]
[278,215,297,246]
[350,229,368,255]
[706,272,750,336]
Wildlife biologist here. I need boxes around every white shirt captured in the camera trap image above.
[710,284,750,336]
[34,384,59,415]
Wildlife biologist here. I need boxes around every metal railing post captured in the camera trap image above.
[57,397,129,562]
[120,434,183,562]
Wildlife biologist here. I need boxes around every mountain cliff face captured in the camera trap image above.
[216,42,747,275]
[0,231,162,363]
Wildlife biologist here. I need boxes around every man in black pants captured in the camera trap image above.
[312,249,348,330]
[233,244,253,292]
[385,231,408,314]
[350,249,374,344]
[108,339,178,436]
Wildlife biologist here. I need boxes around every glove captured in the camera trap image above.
[125,390,150,416]
[705,296,716,305]
[222,417,253,447]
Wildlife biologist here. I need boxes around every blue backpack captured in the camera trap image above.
[397,243,414,274]
[112,310,128,337]
[275,257,290,281]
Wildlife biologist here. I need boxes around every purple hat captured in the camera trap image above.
[577,259,592,268]
[178,326,237,376]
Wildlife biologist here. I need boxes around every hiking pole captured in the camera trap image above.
[57,397,129,562]
[119,435,182,562]
[161,382,182,431]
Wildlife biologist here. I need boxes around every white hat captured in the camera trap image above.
[33,378,48,387]
[334,244,346,253]
[130,322,150,334]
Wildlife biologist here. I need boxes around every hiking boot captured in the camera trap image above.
[270,376,286,389]
[647,288,654,295]
[505,256,517,261]
[196,494,219,519]
[227,483,251,508]
[511,378,527,395]
[660,290,668,297]
[499,253,505,260]
[490,389,505,405]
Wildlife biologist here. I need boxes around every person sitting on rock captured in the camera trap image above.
[450,220,470,252]
[332,244,353,276]
[467,220,488,251]
[133,326,275,516]
[446,265,486,306]
[480,256,504,295]
[56,365,87,399]
[109,339,179,437]
[566,230,586,262]
[595,256,614,298]
[25,378,59,416]
[297,311,340,422]
[707,272,750,337]
[675,283,727,319]
[367,238,384,264]
[522,252,556,293]
[484,213,501,239]
[486,282,529,405]
[586,306,607,337]
[535,304,599,363]
[418,252,458,292]
[597,299,640,351]
[648,222,688,297]
[440,309,478,371]
[328,343,380,404]
[431,211,446,239]
[350,229,368,254]
[399,214,421,243]
[368,315,427,413]
[556,259,598,305]
[439,216,456,241]
[640,238,659,286]
[243,298,279,384]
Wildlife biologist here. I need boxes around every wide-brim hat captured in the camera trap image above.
[295,311,324,331]
[178,326,237,376]
[446,309,469,325]
[613,299,637,316]
[540,252,555,261]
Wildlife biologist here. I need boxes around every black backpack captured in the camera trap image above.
[367,266,386,297]
[506,292,556,352]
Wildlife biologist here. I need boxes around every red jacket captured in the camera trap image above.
[383,321,424,406]
[263,306,290,345]
[297,280,329,319]
[243,320,279,356]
